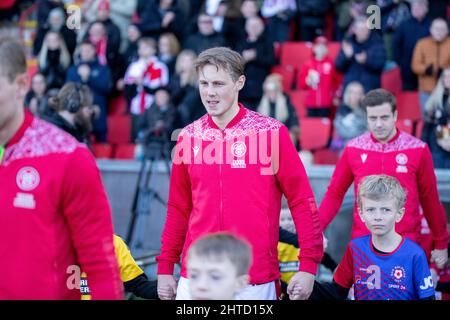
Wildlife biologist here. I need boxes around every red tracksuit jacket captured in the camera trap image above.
[0,111,123,299]
[156,105,323,284]
[319,130,449,250]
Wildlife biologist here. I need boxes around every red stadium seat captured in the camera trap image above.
[109,93,127,115]
[107,115,131,144]
[396,91,422,122]
[0,0,16,9]
[272,65,296,91]
[382,66,402,94]
[396,119,414,135]
[289,90,308,118]
[92,143,113,159]
[280,42,313,69]
[114,144,136,159]
[415,120,423,139]
[313,148,339,165]
[299,117,332,151]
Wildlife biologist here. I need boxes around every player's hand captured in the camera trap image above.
[431,248,448,269]
[157,275,177,300]
[287,271,315,300]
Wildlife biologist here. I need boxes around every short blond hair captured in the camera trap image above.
[188,232,252,276]
[195,47,245,82]
[357,175,407,211]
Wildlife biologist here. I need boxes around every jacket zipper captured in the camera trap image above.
[219,131,224,230]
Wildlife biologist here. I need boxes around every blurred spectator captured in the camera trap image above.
[335,0,371,41]
[335,17,387,93]
[236,16,275,109]
[134,0,184,41]
[222,0,261,47]
[38,31,71,90]
[83,21,125,91]
[36,0,65,30]
[158,32,181,78]
[297,0,331,42]
[123,37,169,140]
[33,7,77,57]
[393,0,431,91]
[43,82,97,146]
[183,13,228,55]
[261,0,297,43]
[82,0,137,52]
[331,81,367,151]
[422,67,450,169]
[298,36,340,118]
[377,0,411,61]
[137,88,177,144]
[123,23,141,67]
[24,73,49,117]
[204,0,229,34]
[412,18,450,114]
[66,40,113,142]
[257,73,300,148]
[168,49,204,126]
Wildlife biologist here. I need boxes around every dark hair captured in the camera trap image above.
[48,82,93,113]
[80,40,96,48]
[361,88,397,113]
[188,232,252,276]
[0,35,27,83]
[195,47,245,82]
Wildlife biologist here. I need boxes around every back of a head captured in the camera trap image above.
[0,35,27,83]
[48,82,93,113]
[361,88,396,113]
[188,232,252,276]
[195,47,245,82]
[357,175,407,211]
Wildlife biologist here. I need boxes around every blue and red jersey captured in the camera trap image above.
[334,235,435,300]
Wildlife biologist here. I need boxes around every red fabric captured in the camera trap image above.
[297,56,339,108]
[156,105,323,284]
[319,130,449,250]
[333,245,354,289]
[0,112,123,299]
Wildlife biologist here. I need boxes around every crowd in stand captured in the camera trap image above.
[0,0,449,168]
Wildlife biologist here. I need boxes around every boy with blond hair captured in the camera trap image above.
[308,175,435,300]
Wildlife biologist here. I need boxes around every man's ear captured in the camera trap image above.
[396,207,405,223]
[236,75,246,91]
[15,72,29,101]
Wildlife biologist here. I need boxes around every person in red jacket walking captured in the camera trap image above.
[0,35,123,300]
[319,88,449,270]
[297,36,340,118]
[156,47,323,300]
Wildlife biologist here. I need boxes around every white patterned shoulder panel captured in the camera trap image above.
[346,131,426,152]
[180,110,283,141]
[4,118,82,166]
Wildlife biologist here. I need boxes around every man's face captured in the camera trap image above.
[0,70,27,132]
[31,74,46,95]
[187,254,246,300]
[430,20,448,43]
[138,42,155,59]
[346,84,364,109]
[89,23,106,43]
[198,15,214,35]
[366,103,397,143]
[80,44,96,62]
[313,43,328,60]
[411,2,428,20]
[279,208,296,234]
[241,0,258,18]
[354,21,370,43]
[198,64,244,120]
[359,196,403,237]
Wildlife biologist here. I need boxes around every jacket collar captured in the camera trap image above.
[370,127,400,144]
[207,103,247,130]
[6,109,33,148]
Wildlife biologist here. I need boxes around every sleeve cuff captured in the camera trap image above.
[157,261,175,275]
[433,239,449,250]
[299,258,319,275]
